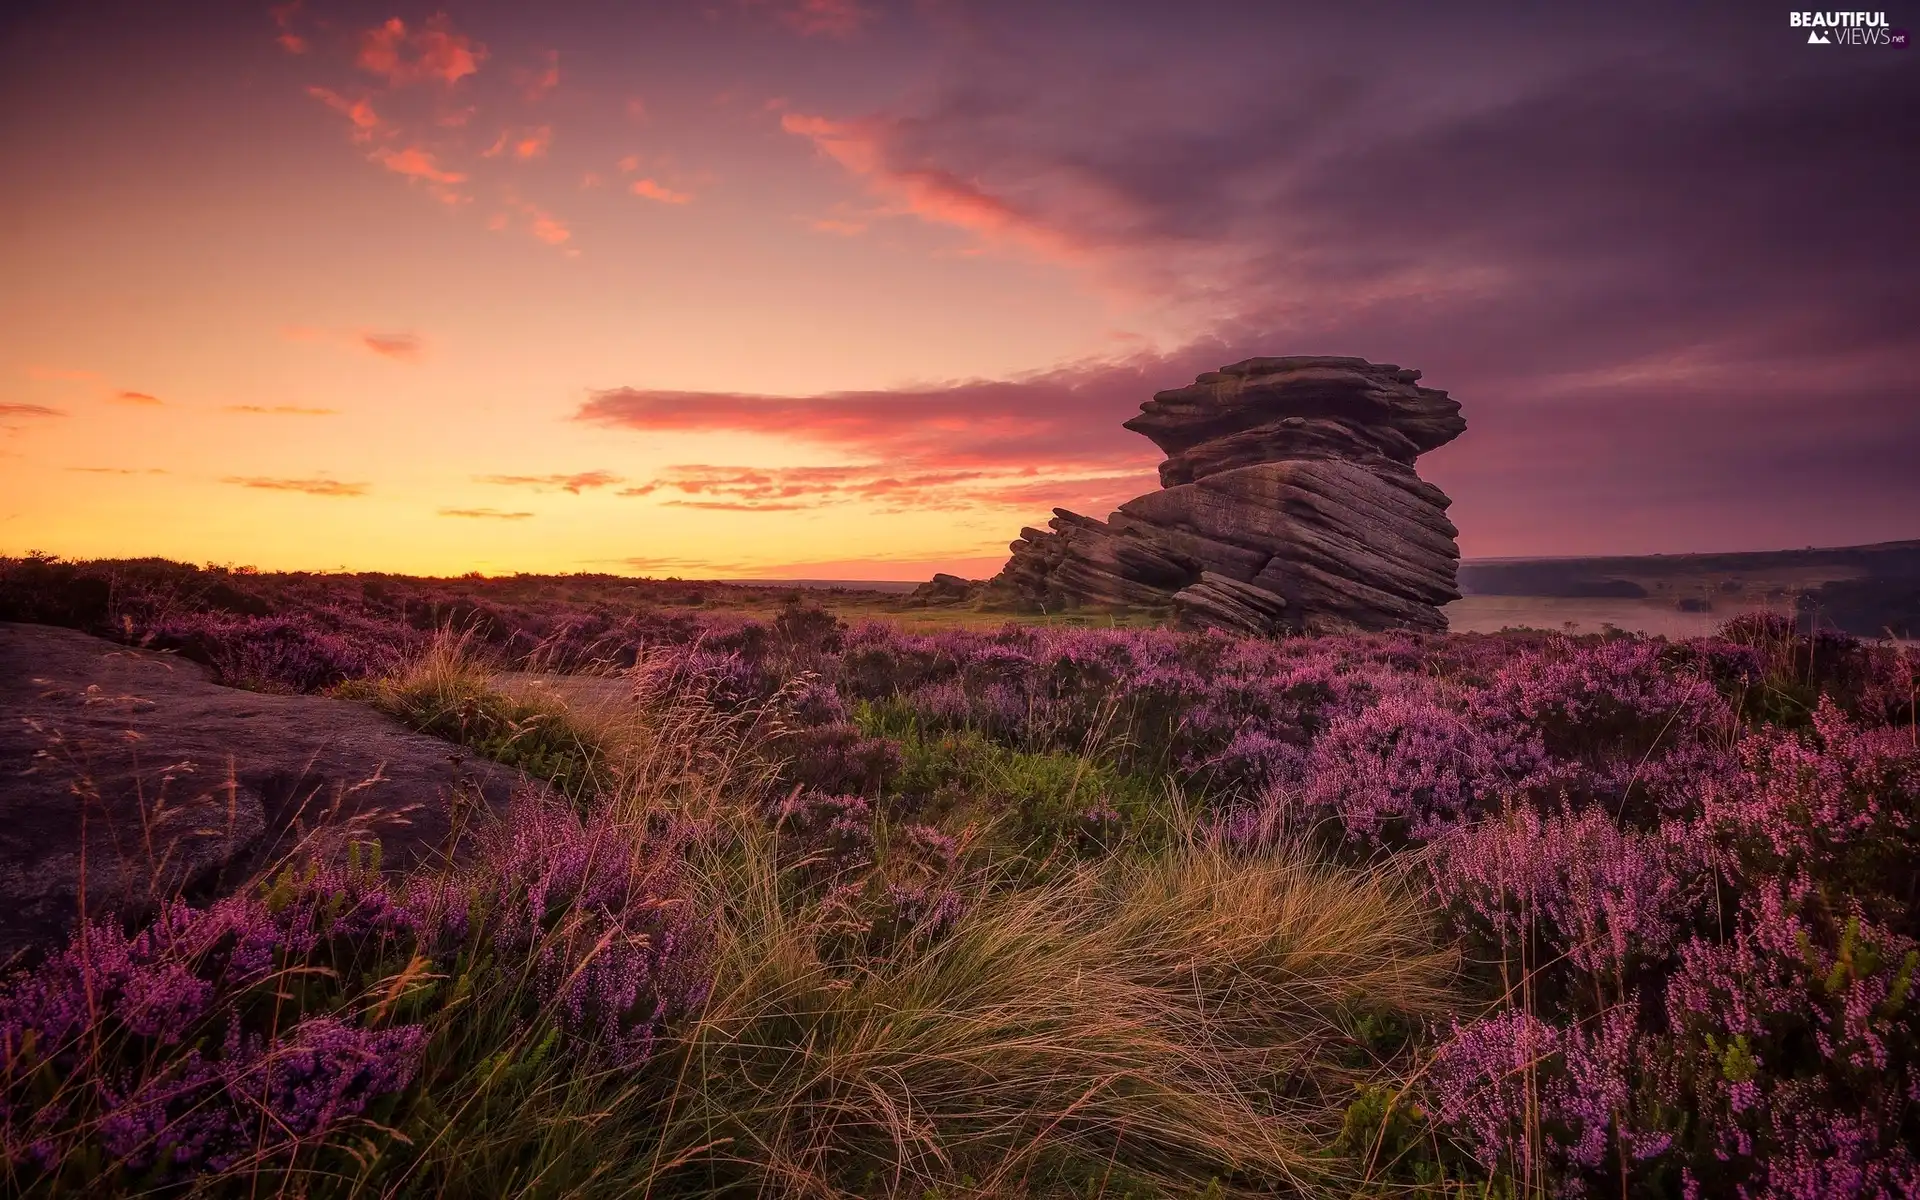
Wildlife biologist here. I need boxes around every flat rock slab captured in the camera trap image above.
[0,622,535,962]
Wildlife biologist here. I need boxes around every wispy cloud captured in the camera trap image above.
[629,178,693,205]
[616,554,752,576]
[439,507,535,519]
[356,14,486,87]
[482,126,552,160]
[513,50,560,102]
[0,403,65,418]
[369,145,466,187]
[622,462,1151,516]
[361,332,424,361]
[781,112,1085,263]
[662,499,813,512]
[67,467,170,475]
[269,0,306,53]
[747,0,872,39]
[308,87,385,142]
[223,476,368,496]
[576,350,1211,473]
[475,470,622,494]
[112,391,163,405]
[223,405,339,416]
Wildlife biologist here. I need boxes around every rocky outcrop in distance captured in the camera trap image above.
[991,356,1466,635]
[0,622,537,961]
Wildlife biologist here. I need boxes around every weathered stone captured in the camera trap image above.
[1172,573,1290,636]
[0,622,537,961]
[983,356,1467,634]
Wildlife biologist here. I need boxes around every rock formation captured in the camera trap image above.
[0,622,539,960]
[992,356,1466,635]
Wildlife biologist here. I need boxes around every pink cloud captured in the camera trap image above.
[630,178,692,205]
[0,403,65,418]
[112,391,163,405]
[780,112,1082,262]
[752,0,871,38]
[485,126,552,160]
[361,332,424,361]
[809,216,866,236]
[356,13,486,87]
[575,349,1222,474]
[513,50,561,102]
[529,211,571,245]
[369,144,465,185]
[486,212,509,231]
[270,0,306,53]
[440,507,534,519]
[223,405,338,415]
[625,97,649,123]
[307,86,385,142]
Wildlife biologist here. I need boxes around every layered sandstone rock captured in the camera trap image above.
[991,356,1466,635]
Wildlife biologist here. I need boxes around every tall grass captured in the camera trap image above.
[5,629,1458,1198]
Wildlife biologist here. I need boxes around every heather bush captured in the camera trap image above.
[11,559,1918,1196]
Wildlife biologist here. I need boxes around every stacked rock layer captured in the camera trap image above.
[992,356,1466,635]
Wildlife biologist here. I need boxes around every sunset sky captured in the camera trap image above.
[3,1,1915,579]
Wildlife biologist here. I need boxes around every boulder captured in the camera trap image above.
[0,622,536,962]
[989,356,1467,634]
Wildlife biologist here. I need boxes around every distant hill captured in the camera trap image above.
[1458,539,1920,637]
[720,579,923,594]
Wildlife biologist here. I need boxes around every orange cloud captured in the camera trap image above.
[361,332,423,360]
[486,212,509,231]
[483,126,552,160]
[440,507,534,519]
[809,216,866,236]
[513,50,560,102]
[223,405,339,415]
[307,87,385,142]
[617,154,640,173]
[475,470,620,493]
[781,112,1083,263]
[270,0,306,53]
[630,178,692,205]
[112,391,163,405]
[356,13,486,87]
[620,462,1150,516]
[67,467,170,475]
[0,403,65,418]
[25,366,97,382]
[223,476,368,496]
[529,210,571,245]
[369,144,465,185]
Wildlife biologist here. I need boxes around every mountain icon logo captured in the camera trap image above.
[1808,28,1831,43]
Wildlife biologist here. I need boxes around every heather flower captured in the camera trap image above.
[1434,806,1705,982]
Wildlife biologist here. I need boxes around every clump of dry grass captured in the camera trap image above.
[636,814,1456,1198]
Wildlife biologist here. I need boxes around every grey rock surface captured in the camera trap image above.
[990,357,1466,634]
[1,622,533,962]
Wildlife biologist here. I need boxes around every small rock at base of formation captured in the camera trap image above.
[983,356,1466,635]
[0,622,541,962]
[909,573,983,606]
